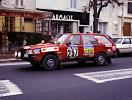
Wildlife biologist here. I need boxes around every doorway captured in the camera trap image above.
[123,22,131,36]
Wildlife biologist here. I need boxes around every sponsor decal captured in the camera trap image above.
[67,46,78,58]
[84,45,94,57]
[23,46,30,49]
[41,47,59,52]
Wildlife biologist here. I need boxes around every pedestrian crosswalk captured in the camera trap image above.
[74,68,132,83]
[0,80,22,97]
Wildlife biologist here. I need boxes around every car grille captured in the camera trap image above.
[19,49,27,58]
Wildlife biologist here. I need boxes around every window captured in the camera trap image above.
[71,0,76,8]
[114,24,118,34]
[130,38,132,44]
[15,0,18,6]
[82,35,97,45]
[98,22,107,34]
[114,38,123,44]
[57,34,69,44]
[43,21,50,32]
[10,17,15,32]
[123,38,130,44]
[35,19,42,33]
[128,2,132,14]
[5,17,15,32]
[15,0,23,6]
[95,36,112,45]
[20,0,23,6]
[68,35,81,45]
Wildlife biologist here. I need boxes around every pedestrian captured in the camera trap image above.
[8,40,12,52]
[23,39,27,46]
[41,40,45,44]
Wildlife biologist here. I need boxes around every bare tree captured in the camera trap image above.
[0,0,2,3]
[89,0,122,33]
[0,0,3,6]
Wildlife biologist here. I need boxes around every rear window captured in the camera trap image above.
[82,35,97,45]
[95,36,112,45]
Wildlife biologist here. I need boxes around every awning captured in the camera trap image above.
[0,8,52,18]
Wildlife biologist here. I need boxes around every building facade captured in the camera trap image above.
[36,0,90,36]
[0,0,52,53]
[98,0,132,37]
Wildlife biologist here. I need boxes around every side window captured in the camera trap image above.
[123,38,130,44]
[82,35,97,45]
[130,38,132,44]
[68,35,81,45]
[95,36,112,45]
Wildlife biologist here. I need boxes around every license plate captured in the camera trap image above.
[24,54,28,57]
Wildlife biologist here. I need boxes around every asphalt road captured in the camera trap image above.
[0,55,132,100]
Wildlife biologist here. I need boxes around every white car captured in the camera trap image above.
[113,37,132,55]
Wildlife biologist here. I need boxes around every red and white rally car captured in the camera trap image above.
[15,33,112,71]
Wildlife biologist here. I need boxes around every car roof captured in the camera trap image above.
[113,36,132,39]
[65,33,95,35]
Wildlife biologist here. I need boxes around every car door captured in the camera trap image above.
[81,34,98,58]
[66,34,83,60]
[121,38,131,53]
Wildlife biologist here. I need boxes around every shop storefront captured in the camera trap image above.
[37,9,90,37]
[0,8,52,53]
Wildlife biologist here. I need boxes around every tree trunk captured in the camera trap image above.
[93,0,98,33]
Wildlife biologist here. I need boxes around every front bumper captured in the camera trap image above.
[15,49,36,62]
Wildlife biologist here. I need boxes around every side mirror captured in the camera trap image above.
[66,41,71,46]
[54,41,60,45]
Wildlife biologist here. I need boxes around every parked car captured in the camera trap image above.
[113,36,132,55]
[15,33,112,71]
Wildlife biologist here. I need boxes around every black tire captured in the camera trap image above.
[42,55,59,71]
[116,49,120,57]
[94,53,107,66]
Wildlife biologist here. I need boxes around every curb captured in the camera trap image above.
[0,58,23,63]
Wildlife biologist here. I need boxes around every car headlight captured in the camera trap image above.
[14,51,18,57]
[18,52,21,58]
[33,48,41,54]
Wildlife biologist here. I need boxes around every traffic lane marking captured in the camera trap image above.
[74,68,132,83]
[0,62,30,66]
[0,80,22,97]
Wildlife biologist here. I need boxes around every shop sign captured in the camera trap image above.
[52,14,73,20]
[0,12,42,18]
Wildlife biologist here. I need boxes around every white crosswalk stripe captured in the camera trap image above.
[0,80,23,97]
[74,68,132,83]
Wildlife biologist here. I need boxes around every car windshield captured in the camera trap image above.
[113,38,122,44]
[49,34,69,44]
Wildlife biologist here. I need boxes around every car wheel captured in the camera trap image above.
[94,53,107,66]
[42,55,59,71]
[116,49,120,56]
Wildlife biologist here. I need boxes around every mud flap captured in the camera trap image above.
[107,57,111,64]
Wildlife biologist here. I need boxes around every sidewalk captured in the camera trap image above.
[0,53,21,63]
